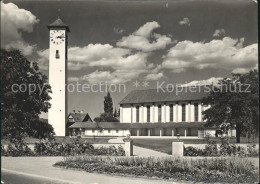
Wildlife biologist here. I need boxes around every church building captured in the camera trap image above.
[68,86,236,138]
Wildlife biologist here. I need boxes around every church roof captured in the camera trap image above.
[48,17,70,32]
[68,122,206,129]
[119,85,210,104]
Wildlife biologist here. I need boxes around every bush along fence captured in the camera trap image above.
[1,139,125,157]
[184,141,259,157]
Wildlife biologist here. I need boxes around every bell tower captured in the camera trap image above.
[47,17,70,136]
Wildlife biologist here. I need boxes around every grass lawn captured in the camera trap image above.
[132,137,259,154]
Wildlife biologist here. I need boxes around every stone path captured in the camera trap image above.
[2,157,186,184]
[108,137,170,157]
[133,145,169,157]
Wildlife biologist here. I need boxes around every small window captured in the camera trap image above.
[92,129,95,133]
[55,50,60,59]
[116,129,119,133]
[158,105,162,122]
[147,105,150,122]
[170,104,173,122]
[194,103,199,121]
[136,106,139,122]
[108,130,111,133]
[182,104,186,122]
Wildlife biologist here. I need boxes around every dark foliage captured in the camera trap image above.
[1,49,53,141]
[202,70,259,143]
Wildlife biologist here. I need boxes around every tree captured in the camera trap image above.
[104,92,113,116]
[1,49,54,141]
[114,107,117,117]
[93,112,119,122]
[94,92,119,122]
[117,108,120,117]
[202,70,258,143]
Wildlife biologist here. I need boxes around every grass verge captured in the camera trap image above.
[54,156,258,183]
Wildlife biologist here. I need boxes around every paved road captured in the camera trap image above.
[1,157,183,184]
[2,169,74,184]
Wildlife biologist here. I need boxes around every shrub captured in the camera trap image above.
[54,156,259,183]
[204,140,218,156]
[4,139,34,156]
[3,138,125,157]
[247,144,259,157]
[184,142,259,157]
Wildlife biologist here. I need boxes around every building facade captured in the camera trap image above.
[68,86,236,138]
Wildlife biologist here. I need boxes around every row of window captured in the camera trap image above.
[136,103,199,122]
[91,129,119,133]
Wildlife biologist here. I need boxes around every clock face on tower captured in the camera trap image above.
[50,30,65,45]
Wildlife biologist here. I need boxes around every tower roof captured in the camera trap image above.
[47,17,70,32]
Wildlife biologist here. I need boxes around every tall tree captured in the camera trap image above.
[117,108,120,117]
[1,49,54,141]
[104,92,113,116]
[202,70,258,143]
[114,107,117,117]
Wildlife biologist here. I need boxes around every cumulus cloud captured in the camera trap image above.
[81,69,147,84]
[1,2,39,55]
[179,17,190,26]
[68,77,80,82]
[113,27,124,35]
[116,21,172,52]
[213,29,225,37]
[162,37,257,73]
[144,73,164,80]
[37,49,49,70]
[181,77,223,87]
[37,43,154,83]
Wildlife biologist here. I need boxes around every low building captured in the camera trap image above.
[68,86,236,138]
[66,112,92,136]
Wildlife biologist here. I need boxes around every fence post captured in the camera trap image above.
[172,142,183,156]
[124,139,133,156]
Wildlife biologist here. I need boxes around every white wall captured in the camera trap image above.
[154,105,158,122]
[85,129,130,136]
[165,104,170,122]
[122,106,131,123]
[120,101,206,123]
[143,105,147,123]
[190,102,194,122]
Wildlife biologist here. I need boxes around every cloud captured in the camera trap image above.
[144,73,164,80]
[38,43,149,70]
[162,37,257,73]
[37,43,155,83]
[113,27,124,35]
[81,69,147,84]
[213,29,225,37]
[181,77,223,87]
[179,17,190,26]
[68,77,80,82]
[37,49,49,70]
[1,2,39,56]
[116,21,172,52]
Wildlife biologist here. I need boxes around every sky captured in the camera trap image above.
[1,0,258,119]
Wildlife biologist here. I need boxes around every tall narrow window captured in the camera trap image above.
[136,106,139,122]
[182,104,186,122]
[55,50,60,59]
[147,105,150,122]
[158,105,162,122]
[170,104,173,122]
[194,103,198,121]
